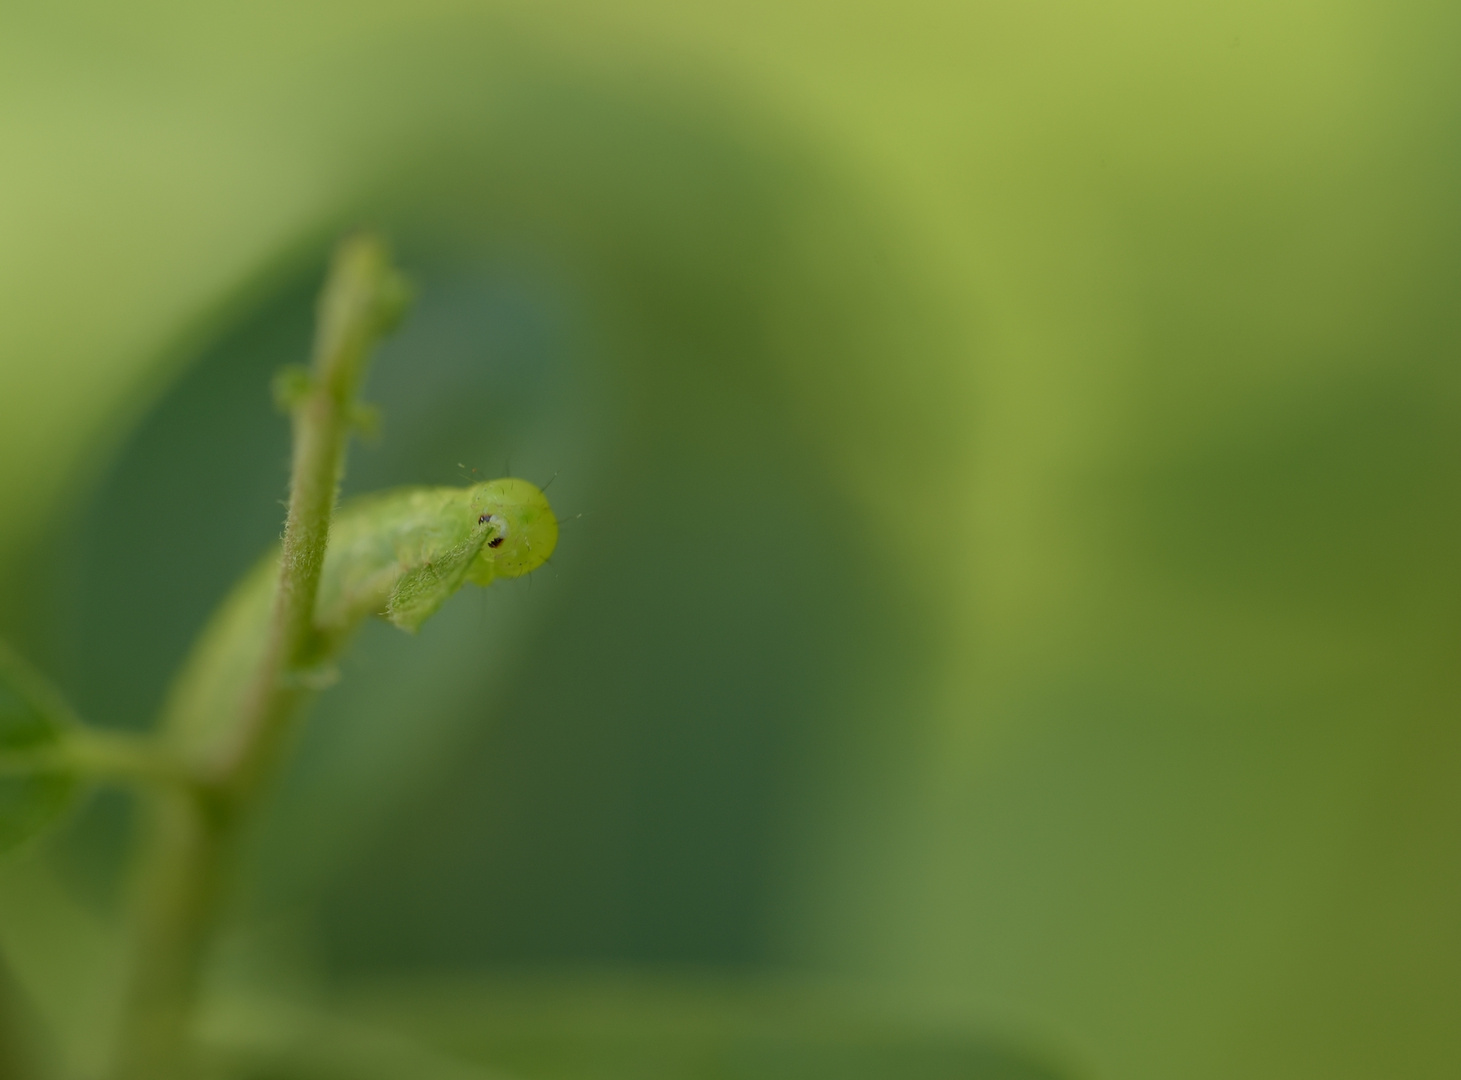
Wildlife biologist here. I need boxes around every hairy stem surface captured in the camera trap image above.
[109,235,407,1080]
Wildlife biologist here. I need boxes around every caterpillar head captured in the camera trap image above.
[467,478,558,585]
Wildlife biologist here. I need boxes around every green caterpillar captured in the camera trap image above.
[163,477,556,759]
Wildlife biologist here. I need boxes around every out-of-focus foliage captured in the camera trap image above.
[0,647,77,853]
[1,1,1461,1079]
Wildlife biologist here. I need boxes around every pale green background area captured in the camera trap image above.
[1,1,1460,1079]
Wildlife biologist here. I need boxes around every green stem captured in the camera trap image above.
[108,235,408,1080]
[0,641,186,785]
[216,234,408,797]
[0,728,192,787]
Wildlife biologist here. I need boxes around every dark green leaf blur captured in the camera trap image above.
[0,2,1459,1078]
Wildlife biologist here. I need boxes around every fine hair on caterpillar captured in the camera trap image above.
[463,476,558,584]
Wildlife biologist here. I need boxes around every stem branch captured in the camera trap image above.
[109,235,407,1080]
[0,728,192,787]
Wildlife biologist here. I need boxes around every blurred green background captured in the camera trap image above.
[2,1,1461,1077]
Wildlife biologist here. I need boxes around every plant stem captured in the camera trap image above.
[215,236,406,798]
[0,641,191,786]
[0,728,192,787]
[108,235,407,1080]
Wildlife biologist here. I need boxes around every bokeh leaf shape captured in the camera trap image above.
[0,646,78,852]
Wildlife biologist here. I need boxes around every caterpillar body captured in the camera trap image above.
[163,478,556,756]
